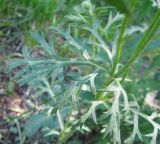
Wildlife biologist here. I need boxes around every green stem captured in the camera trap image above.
[111,0,137,75]
[57,107,75,144]
[115,9,160,78]
[62,60,107,72]
[15,119,24,144]
[111,16,129,75]
[102,9,160,88]
[26,59,107,72]
[120,69,128,83]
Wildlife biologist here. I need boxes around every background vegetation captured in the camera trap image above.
[0,0,160,144]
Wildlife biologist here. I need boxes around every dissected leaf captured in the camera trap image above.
[82,101,104,124]
[30,32,56,57]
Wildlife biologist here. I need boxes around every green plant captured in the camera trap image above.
[6,0,160,143]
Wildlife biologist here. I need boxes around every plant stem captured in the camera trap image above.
[111,16,129,75]
[57,107,75,144]
[120,69,128,83]
[15,119,24,144]
[26,59,107,72]
[102,9,160,88]
[62,60,107,72]
[115,10,160,77]
[111,0,137,75]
